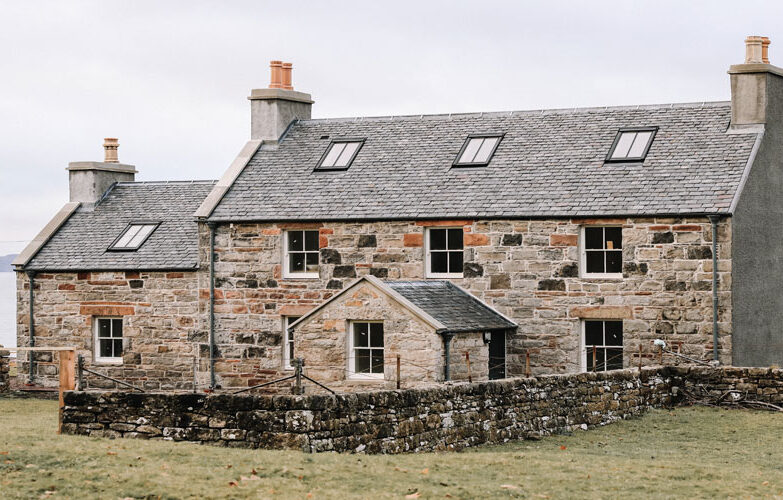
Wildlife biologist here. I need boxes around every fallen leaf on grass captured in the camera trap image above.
[240,475,260,482]
[500,484,520,490]
[405,493,421,499]
[225,464,232,469]
[394,466,408,473]
[0,451,8,455]
[763,481,770,486]
[4,460,14,464]
[107,452,117,456]
[420,468,429,475]
[559,446,567,451]
[228,481,238,487]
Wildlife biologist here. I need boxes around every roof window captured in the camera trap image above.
[108,223,159,251]
[606,127,657,162]
[316,139,365,170]
[453,134,503,166]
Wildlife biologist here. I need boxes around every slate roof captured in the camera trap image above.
[385,280,517,332]
[207,101,759,221]
[25,181,216,271]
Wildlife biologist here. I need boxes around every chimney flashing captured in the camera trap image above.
[248,88,314,104]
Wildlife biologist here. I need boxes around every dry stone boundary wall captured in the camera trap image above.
[0,346,9,393]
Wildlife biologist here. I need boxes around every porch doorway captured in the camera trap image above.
[488,330,506,380]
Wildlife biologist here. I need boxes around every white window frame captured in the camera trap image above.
[581,319,624,372]
[425,227,464,278]
[347,321,385,380]
[579,226,623,279]
[94,317,124,364]
[282,230,320,279]
[282,316,300,370]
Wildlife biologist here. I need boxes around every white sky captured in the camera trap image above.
[1,0,781,255]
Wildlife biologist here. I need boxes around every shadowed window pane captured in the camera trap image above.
[430,229,446,250]
[354,323,369,347]
[100,339,112,358]
[586,251,604,273]
[355,351,370,373]
[606,348,623,370]
[304,231,319,251]
[447,229,463,249]
[585,227,603,249]
[431,252,448,273]
[585,321,603,346]
[290,253,304,272]
[605,251,622,273]
[98,319,110,338]
[605,321,623,346]
[448,251,463,273]
[288,231,303,252]
[371,350,384,374]
[370,323,383,347]
[111,319,123,337]
[113,339,123,357]
[604,227,622,250]
[305,252,319,271]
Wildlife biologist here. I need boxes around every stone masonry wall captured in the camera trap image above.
[16,271,200,389]
[0,346,9,393]
[202,216,731,386]
[61,367,674,453]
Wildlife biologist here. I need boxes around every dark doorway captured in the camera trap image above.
[488,330,506,380]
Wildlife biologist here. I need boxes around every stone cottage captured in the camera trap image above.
[13,37,783,391]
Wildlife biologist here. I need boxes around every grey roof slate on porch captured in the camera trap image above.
[385,280,516,332]
[207,101,759,221]
[25,180,216,271]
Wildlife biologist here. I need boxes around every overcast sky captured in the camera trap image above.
[1,0,781,255]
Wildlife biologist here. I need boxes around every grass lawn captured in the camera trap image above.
[1,398,783,499]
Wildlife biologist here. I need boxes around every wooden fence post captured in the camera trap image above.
[396,354,401,390]
[592,346,597,372]
[58,349,75,434]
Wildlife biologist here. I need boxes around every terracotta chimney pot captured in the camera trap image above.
[745,36,765,64]
[103,138,119,163]
[761,37,771,64]
[281,62,293,90]
[269,60,283,89]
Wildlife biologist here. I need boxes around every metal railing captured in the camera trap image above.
[76,354,143,392]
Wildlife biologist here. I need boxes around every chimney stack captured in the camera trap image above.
[729,35,783,129]
[103,137,119,163]
[248,60,313,142]
[66,138,137,207]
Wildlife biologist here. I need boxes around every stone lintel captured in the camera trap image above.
[569,305,633,319]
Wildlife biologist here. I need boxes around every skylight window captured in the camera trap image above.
[109,223,159,251]
[606,127,657,162]
[453,134,503,166]
[316,139,364,170]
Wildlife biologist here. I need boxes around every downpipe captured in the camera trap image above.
[207,222,217,389]
[708,215,720,363]
[441,331,454,381]
[26,270,36,383]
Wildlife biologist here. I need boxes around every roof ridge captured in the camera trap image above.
[300,100,732,124]
[115,180,217,186]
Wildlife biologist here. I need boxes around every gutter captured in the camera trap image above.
[26,270,36,383]
[207,222,217,389]
[708,215,721,362]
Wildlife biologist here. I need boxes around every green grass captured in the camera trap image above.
[2,399,783,499]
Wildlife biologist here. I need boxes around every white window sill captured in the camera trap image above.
[93,359,123,366]
[426,273,464,279]
[580,274,624,280]
[282,273,320,280]
[347,374,385,382]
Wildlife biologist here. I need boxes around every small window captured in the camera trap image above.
[453,134,503,166]
[349,321,384,379]
[606,127,657,162]
[581,227,622,277]
[94,317,123,363]
[584,320,623,371]
[283,316,300,370]
[109,223,159,251]
[316,139,364,170]
[283,230,320,278]
[426,228,464,277]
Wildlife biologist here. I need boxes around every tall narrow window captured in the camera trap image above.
[283,230,320,278]
[316,139,365,170]
[606,127,657,162]
[453,134,503,166]
[584,320,623,371]
[94,317,123,363]
[426,228,464,277]
[349,321,384,379]
[109,223,159,251]
[582,227,623,277]
[282,316,301,369]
